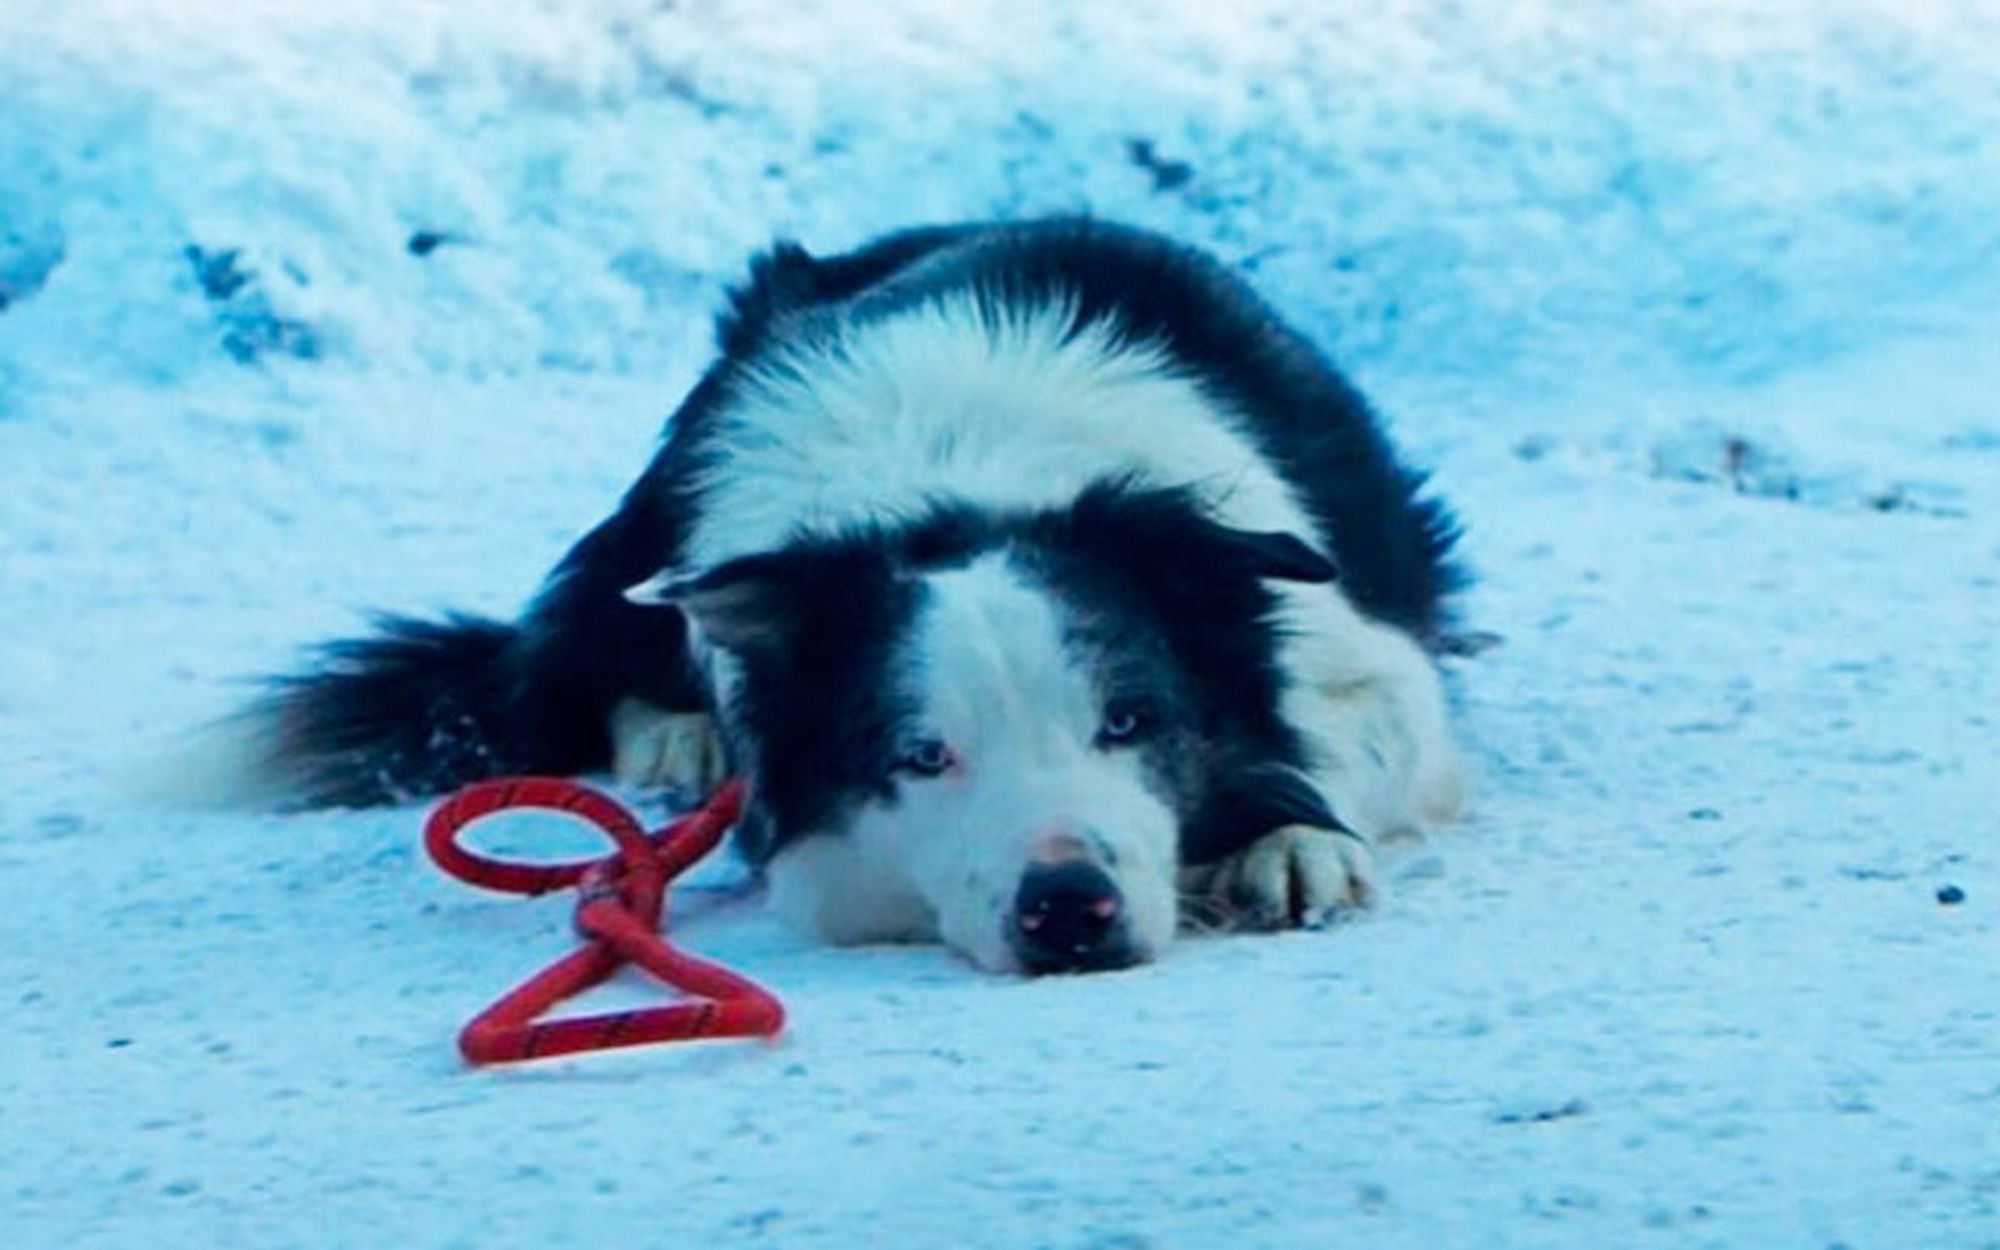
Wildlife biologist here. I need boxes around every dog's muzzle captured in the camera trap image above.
[1009,859,1137,974]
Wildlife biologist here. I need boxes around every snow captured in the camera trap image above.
[3,2,1997,1246]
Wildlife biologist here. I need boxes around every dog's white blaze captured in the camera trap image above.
[681,294,1316,570]
[765,556,1180,973]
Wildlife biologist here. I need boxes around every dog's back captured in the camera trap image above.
[712,219,1459,637]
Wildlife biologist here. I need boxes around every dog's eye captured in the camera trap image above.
[1097,698,1157,748]
[896,738,956,778]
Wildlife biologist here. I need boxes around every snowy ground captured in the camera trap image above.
[3,3,1997,1247]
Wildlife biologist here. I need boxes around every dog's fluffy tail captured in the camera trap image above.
[215,612,611,809]
[181,493,697,810]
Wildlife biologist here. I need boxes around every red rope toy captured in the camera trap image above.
[422,776,784,1064]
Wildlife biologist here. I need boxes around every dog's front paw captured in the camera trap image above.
[1202,824,1378,930]
[610,699,727,794]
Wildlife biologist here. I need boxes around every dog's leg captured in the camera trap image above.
[609,697,728,794]
[1283,600,1465,839]
[1190,599,1462,930]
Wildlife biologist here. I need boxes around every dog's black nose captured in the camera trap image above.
[1011,861,1135,974]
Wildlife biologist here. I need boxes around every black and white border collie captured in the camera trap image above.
[246,218,1465,975]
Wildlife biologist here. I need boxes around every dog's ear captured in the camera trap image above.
[1208,526,1339,585]
[625,546,903,656]
[625,553,803,654]
[1063,479,1339,590]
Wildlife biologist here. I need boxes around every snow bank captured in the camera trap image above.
[4,0,1998,407]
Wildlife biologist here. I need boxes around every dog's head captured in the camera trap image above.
[631,481,1336,973]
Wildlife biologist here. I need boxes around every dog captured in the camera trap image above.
[241,218,1466,974]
